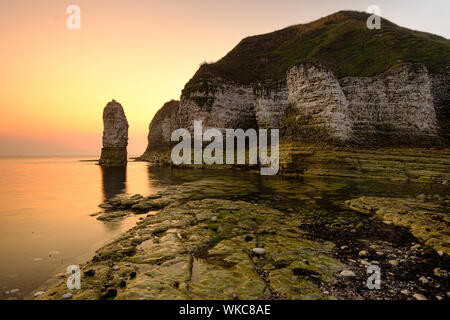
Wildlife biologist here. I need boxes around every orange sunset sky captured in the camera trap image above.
[1,0,449,156]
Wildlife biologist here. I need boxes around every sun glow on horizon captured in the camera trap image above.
[1,0,449,156]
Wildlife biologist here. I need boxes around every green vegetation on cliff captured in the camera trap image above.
[183,10,450,95]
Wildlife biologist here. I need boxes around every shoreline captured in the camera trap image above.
[33,172,449,300]
[138,146,450,184]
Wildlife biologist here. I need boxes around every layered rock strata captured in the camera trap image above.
[145,100,179,152]
[99,100,129,166]
[340,64,439,145]
[284,63,352,143]
[179,78,257,132]
[141,63,447,161]
[431,70,450,143]
[253,81,288,129]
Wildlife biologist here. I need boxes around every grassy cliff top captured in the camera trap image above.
[183,11,449,95]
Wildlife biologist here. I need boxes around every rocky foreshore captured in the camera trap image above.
[34,178,449,300]
[345,195,450,255]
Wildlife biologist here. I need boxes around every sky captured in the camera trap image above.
[0,0,449,156]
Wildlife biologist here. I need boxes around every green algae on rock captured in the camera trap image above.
[138,146,450,185]
[36,199,346,300]
[345,196,450,255]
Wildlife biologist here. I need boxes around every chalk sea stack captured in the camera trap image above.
[99,100,129,166]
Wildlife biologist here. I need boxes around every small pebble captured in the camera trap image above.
[101,288,117,299]
[413,293,427,300]
[34,291,45,297]
[84,269,95,276]
[106,288,117,297]
[359,259,371,266]
[211,216,218,222]
[358,250,369,257]
[252,248,265,255]
[400,289,409,295]
[340,270,356,277]
[112,266,120,271]
[130,271,137,279]
[419,276,429,284]
[389,260,399,267]
[62,293,73,299]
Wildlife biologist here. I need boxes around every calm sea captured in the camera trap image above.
[0,157,163,299]
[0,156,445,299]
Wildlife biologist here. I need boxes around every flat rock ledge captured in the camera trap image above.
[345,195,450,255]
[36,199,345,300]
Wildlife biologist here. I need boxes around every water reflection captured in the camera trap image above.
[100,166,127,200]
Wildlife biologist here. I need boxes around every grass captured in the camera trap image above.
[182,11,450,97]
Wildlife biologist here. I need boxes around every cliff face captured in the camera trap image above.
[145,100,179,152]
[283,63,441,145]
[140,11,450,160]
[254,82,288,129]
[284,63,352,143]
[265,63,440,145]
[99,100,129,166]
[142,62,444,155]
[341,64,439,145]
[431,70,450,142]
[179,78,257,132]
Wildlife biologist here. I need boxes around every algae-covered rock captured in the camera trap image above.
[345,196,450,255]
[38,199,347,300]
[96,210,131,221]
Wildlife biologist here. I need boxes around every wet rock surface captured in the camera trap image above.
[37,199,347,300]
[297,202,449,300]
[35,172,449,300]
[345,195,450,255]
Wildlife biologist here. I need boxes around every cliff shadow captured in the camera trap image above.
[100,165,127,200]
